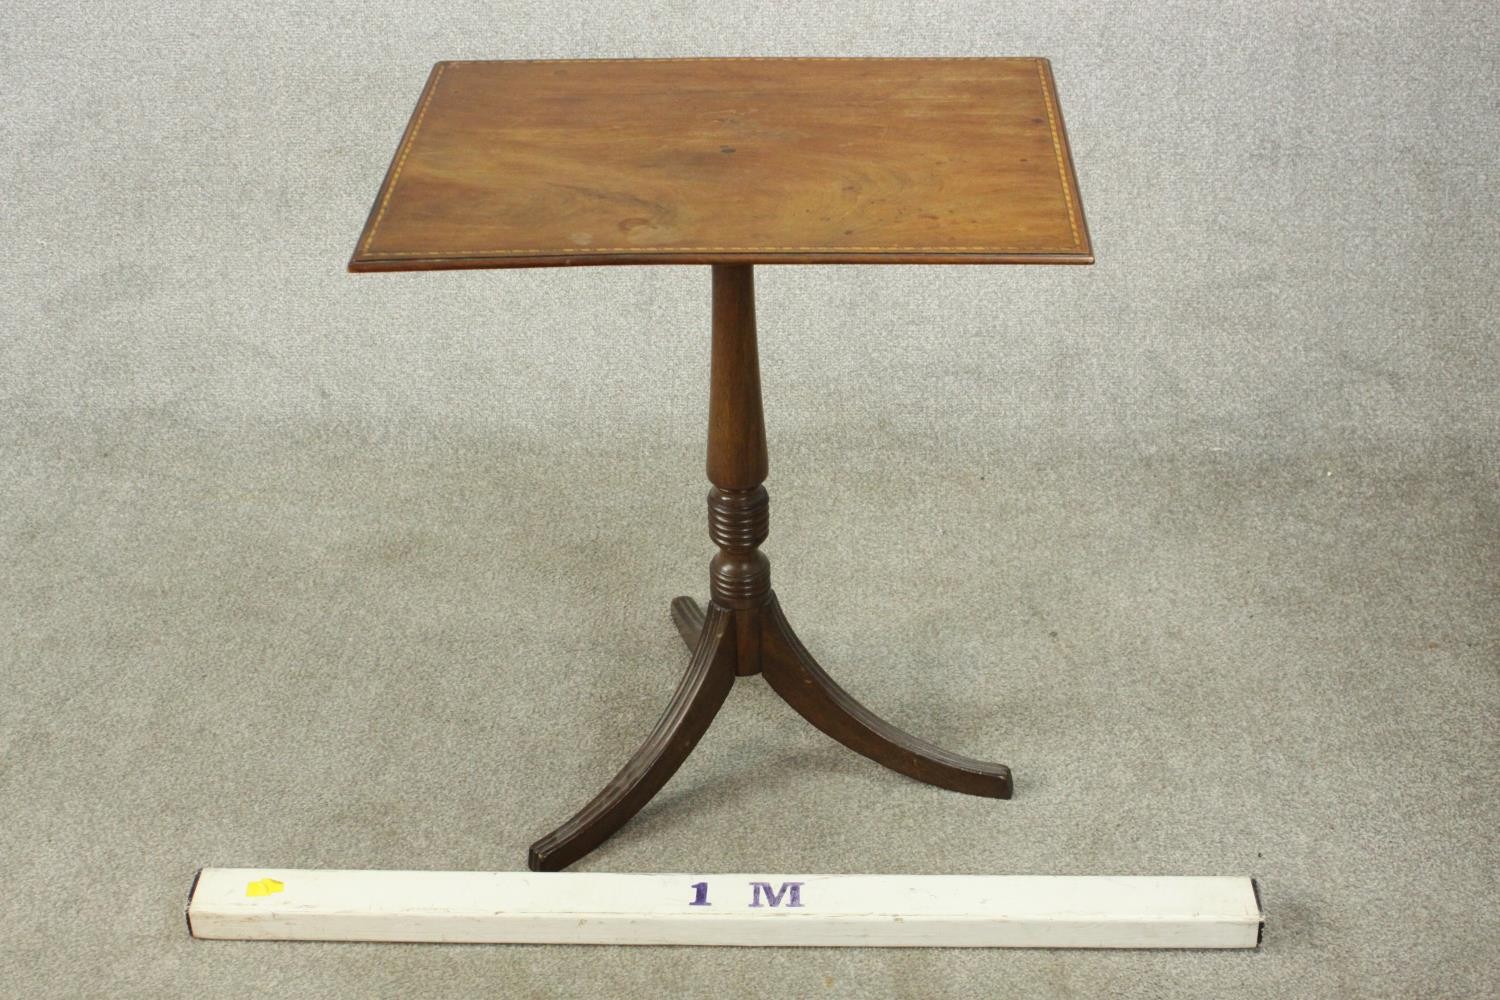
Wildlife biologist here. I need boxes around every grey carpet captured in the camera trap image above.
[2,2,1496,998]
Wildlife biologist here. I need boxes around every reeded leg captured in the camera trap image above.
[759,593,1013,798]
[528,604,736,871]
[669,596,705,651]
[530,263,1011,871]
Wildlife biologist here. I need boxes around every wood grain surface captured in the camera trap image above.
[350,58,1092,269]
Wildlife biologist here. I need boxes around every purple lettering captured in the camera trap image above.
[748,881,804,908]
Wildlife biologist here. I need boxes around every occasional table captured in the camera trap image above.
[350,57,1092,871]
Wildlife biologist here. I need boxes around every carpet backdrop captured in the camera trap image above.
[2,1,1496,997]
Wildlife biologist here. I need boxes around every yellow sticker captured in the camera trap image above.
[245,877,285,897]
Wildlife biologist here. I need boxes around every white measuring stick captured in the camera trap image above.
[187,869,1262,948]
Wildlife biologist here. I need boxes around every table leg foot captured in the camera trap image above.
[528,603,737,872]
[759,593,1013,799]
[669,596,705,652]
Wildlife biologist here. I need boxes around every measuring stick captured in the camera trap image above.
[187,869,1262,948]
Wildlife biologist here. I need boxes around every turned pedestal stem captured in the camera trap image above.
[529,264,1010,872]
[707,265,772,674]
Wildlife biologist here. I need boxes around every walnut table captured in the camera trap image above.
[350,57,1093,871]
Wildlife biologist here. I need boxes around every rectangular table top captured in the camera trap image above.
[350,58,1092,271]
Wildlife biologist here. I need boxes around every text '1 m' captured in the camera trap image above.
[689,881,805,908]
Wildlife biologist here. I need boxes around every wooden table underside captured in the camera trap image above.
[350,58,1092,870]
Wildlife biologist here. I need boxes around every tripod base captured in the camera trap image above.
[528,594,1012,872]
[527,264,1012,872]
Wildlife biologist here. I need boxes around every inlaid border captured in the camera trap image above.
[355,57,1088,262]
